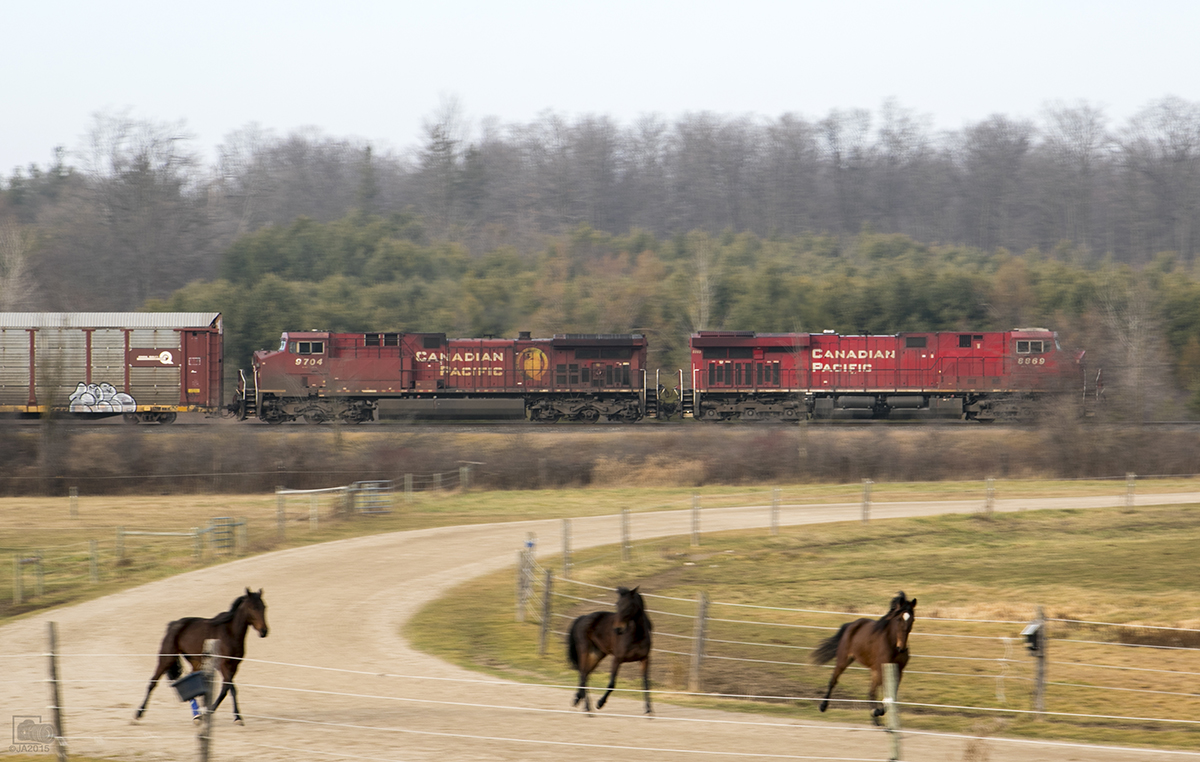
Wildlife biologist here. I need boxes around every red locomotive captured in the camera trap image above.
[234,330,650,424]
[687,328,1085,421]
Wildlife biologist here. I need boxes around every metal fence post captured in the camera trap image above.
[238,517,249,556]
[310,494,319,530]
[192,528,202,560]
[12,555,21,605]
[88,540,98,583]
[985,477,995,517]
[434,472,442,491]
[47,621,67,762]
[688,592,709,692]
[562,519,572,578]
[1126,472,1136,510]
[538,568,553,656]
[862,479,873,523]
[691,494,701,547]
[34,553,44,597]
[883,661,901,761]
[621,508,631,563]
[275,487,285,541]
[69,486,78,519]
[770,488,780,535]
[404,473,413,504]
[515,550,526,622]
[116,526,125,563]
[460,466,470,493]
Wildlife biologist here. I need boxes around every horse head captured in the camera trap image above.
[243,587,269,637]
[887,591,916,652]
[613,586,644,635]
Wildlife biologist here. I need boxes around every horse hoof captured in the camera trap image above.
[234,718,245,726]
[818,702,828,713]
[192,716,202,726]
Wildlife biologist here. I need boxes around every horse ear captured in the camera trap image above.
[258,588,264,597]
[910,598,917,609]
[245,586,251,595]
[632,586,639,594]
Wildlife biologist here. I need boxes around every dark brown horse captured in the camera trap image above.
[567,586,653,714]
[134,588,269,724]
[811,591,916,723]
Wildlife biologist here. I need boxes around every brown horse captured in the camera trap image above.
[811,591,916,723]
[134,588,269,724]
[567,586,653,714]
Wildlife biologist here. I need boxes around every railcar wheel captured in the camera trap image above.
[157,412,177,425]
[123,413,140,424]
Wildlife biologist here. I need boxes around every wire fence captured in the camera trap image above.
[7,643,1200,762]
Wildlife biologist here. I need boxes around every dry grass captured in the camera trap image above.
[408,503,1200,751]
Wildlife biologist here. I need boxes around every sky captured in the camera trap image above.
[4,0,1199,175]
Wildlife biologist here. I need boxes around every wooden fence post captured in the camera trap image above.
[115,526,125,563]
[621,508,631,563]
[861,479,873,523]
[538,568,553,656]
[690,494,701,547]
[561,519,572,578]
[688,592,709,693]
[1034,606,1047,717]
[770,488,780,535]
[47,621,67,762]
[199,639,217,762]
[68,486,78,519]
[460,466,470,493]
[35,553,44,597]
[310,494,319,530]
[985,477,995,517]
[404,474,413,504]
[434,472,442,491]
[12,555,20,605]
[883,661,901,761]
[1126,473,1136,510]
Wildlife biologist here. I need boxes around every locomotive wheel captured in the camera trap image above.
[703,408,719,420]
[304,409,328,424]
[579,407,600,423]
[743,409,756,419]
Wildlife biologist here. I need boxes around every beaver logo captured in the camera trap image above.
[517,347,549,383]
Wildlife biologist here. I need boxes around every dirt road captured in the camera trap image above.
[3,492,1198,762]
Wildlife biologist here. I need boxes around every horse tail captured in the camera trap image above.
[811,623,849,665]
[160,618,189,679]
[567,616,582,670]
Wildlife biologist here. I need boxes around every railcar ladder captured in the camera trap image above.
[236,369,258,420]
[644,370,660,419]
[679,369,696,418]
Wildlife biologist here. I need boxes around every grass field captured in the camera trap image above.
[406,502,1200,751]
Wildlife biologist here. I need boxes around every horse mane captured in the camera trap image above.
[871,591,908,633]
[209,594,247,626]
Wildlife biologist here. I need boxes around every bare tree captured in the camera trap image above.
[1117,96,1200,263]
[1039,101,1109,253]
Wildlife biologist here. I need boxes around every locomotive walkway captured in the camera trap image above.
[3,491,1199,762]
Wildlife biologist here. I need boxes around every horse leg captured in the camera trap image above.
[133,656,175,720]
[818,653,852,713]
[869,666,885,724]
[574,650,600,713]
[641,655,653,716]
[596,657,624,710]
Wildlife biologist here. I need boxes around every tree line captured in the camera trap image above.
[1,100,1199,418]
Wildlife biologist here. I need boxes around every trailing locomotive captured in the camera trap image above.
[233,330,650,424]
[687,328,1085,422]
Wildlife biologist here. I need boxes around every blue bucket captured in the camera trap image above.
[171,671,208,702]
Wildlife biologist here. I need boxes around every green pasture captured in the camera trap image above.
[4,477,1197,624]
[406,502,1200,751]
